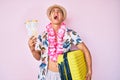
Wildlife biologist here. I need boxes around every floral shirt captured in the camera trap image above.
[36,27,82,80]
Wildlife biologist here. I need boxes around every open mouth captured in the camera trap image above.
[54,16,58,20]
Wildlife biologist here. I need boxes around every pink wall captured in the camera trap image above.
[0,0,120,80]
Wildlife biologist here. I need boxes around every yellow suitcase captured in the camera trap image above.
[57,50,87,80]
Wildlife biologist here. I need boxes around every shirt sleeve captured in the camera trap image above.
[35,35,42,51]
[70,29,83,45]
[35,31,48,51]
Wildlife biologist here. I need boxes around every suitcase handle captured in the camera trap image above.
[63,52,72,80]
[58,63,67,80]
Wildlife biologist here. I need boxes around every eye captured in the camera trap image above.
[52,10,55,12]
[56,10,62,13]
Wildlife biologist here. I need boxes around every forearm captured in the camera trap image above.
[77,42,92,73]
[31,49,41,60]
[83,48,92,73]
[28,36,41,60]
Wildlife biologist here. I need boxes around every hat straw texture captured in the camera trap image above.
[47,4,67,21]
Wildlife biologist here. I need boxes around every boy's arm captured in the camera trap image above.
[28,36,41,60]
[77,42,92,80]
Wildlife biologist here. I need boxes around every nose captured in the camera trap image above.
[54,10,59,14]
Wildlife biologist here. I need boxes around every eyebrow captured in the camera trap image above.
[49,7,63,15]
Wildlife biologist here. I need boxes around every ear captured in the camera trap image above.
[61,17,64,22]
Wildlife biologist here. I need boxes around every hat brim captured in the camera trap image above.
[47,4,67,21]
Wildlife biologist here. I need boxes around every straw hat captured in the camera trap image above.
[47,4,67,21]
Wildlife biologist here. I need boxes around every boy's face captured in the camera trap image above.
[49,7,64,25]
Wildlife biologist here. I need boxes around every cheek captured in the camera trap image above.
[49,15,53,20]
[60,15,64,21]
[58,13,62,18]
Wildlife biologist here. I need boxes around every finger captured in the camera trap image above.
[29,39,34,44]
[86,73,89,80]
[33,37,37,41]
[30,36,37,40]
[29,39,36,45]
[31,40,36,44]
[32,37,37,43]
[31,42,36,46]
[29,42,36,47]
[29,37,37,44]
[86,74,91,80]
[87,76,91,80]
[28,36,34,43]
[30,36,34,39]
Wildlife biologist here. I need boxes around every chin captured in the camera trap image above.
[52,21,61,25]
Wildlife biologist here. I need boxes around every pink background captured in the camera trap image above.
[0,0,120,80]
